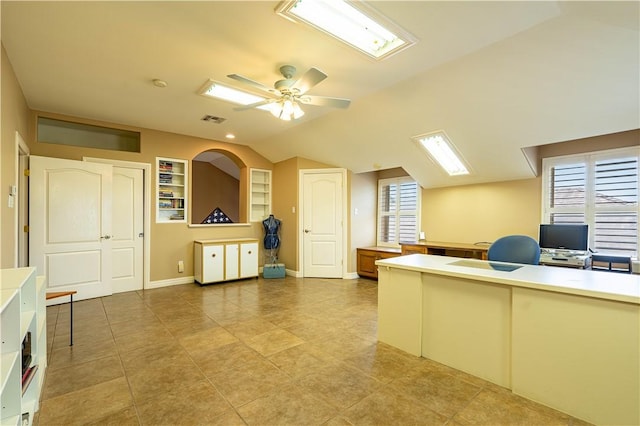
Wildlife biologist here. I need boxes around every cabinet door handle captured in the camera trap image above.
[248,250,252,254]
[211,253,216,257]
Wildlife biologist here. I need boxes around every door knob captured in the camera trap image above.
[101,235,111,240]
[304,229,311,233]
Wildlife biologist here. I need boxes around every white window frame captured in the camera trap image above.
[376,176,421,247]
[541,146,640,257]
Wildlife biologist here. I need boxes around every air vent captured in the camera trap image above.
[201,115,226,124]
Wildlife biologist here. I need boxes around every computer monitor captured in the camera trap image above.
[539,224,588,251]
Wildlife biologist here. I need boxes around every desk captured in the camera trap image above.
[356,246,401,279]
[376,254,640,426]
[400,241,490,260]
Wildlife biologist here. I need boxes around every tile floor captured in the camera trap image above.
[37,276,591,425]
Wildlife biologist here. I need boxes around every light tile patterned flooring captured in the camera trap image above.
[37,276,591,425]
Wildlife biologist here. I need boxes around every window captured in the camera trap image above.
[542,147,640,257]
[275,0,417,60]
[377,177,420,246]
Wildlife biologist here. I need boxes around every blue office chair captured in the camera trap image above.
[487,235,541,265]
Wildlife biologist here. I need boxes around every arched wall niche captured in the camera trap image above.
[191,149,248,225]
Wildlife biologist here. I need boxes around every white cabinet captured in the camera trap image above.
[194,239,259,284]
[1,268,46,426]
[240,242,259,278]
[249,169,272,222]
[156,157,188,223]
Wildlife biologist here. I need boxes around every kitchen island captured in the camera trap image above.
[376,254,640,426]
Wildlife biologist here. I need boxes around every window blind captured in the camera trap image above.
[543,148,640,257]
[377,177,419,246]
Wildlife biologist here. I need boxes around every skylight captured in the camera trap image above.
[275,0,416,60]
[415,131,470,176]
[199,80,272,112]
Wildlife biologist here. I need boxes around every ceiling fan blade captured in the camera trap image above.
[227,73,277,95]
[292,67,327,95]
[233,98,277,111]
[299,95,351,109]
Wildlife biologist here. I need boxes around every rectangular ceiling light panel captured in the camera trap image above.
[199,80,272,112]
[276,0,416,60]
[415,131,470,176]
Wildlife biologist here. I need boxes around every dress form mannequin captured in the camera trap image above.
[262,215,281,264]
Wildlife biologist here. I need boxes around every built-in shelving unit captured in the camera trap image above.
[0,268,46,426]
[156,157,188,223]
[249,168,271,222]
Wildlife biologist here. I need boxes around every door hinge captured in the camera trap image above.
[24,169,30,176]
[24,225,29,233]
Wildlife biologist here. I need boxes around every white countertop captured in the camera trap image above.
[376,254,640,305]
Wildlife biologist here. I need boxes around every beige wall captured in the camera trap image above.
[271,157,340,272]
[271,158,297,270]
[537,129,639,165]
[422,177,542,244]
[191,161,239,224]
[350,171,377,265]
[26,111,272,282]
[1,45,30,268]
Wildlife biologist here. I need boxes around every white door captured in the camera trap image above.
[111,167,144,293]
[30,156,113,302]
[302,171,344,278]
[17,132,29,267]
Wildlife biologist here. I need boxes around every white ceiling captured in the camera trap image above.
[2,1,638,188]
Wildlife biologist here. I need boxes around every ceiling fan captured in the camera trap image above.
[227,65,351,120]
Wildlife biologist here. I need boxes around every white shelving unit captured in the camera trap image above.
[249,168,271,222]
[0,268,46,426]
[157,157,188,223]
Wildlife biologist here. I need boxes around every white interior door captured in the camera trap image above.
[30,156,113,302]
[111,167,144,293]
[302,170,344,278]
[17,132,29,267]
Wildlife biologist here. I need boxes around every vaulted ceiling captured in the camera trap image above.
[2,1,638,188]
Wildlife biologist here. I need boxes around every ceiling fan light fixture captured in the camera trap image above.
[292,102,305,119]
[276,0,417,60]
[269,98,305,121]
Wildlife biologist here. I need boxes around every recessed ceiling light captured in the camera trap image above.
[414,131,470,176]
[225,133,236,139]
[199,79,271,111]
[275,0,417,60]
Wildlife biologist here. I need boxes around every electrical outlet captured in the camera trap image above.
[178,260,184,273]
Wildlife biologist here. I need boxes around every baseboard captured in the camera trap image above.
[286,268,301,277]
[280,270,359,279]
[147,276,194,289]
